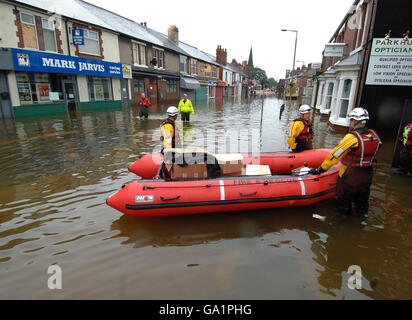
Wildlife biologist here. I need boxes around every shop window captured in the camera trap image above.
[180,55,187,73]
[79,29,100,56]
[133,42,146,66]
[339,79,352,118]
[16,72,63,104]
[133,79,145,93]
[20,12,38,49]
[42,19,57,52]
[325,82,334,110]
[166,80,177,93]
[154,49,164,69]
[88,77,113,101]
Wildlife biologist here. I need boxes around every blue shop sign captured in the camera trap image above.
[12,48,127,78]
[72,28,85,46]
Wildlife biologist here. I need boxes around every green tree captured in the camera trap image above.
[267,78,278,89]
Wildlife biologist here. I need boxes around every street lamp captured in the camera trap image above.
[282,29,298,106]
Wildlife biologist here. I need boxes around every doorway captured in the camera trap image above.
[62,80,79,112]
[147,79,158,105]
[120,79,130,107]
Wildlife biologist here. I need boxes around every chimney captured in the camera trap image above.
[168,25,179,45]
[216,46,227,65]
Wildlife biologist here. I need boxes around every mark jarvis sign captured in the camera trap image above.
[12,48,131,79]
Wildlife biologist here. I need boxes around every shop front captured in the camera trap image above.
[180,76,200,102]
[8,48,131,117]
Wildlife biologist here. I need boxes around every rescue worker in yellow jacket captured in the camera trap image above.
[160,106,181,151]
[309,108,381,217]
[288,105,314,153]
[178,94,194,122]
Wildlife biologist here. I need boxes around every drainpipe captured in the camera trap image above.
[65,17,71,56]
[355,0,377,107]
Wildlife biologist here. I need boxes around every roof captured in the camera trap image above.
[13,0,178,50]
[335,51,362,67]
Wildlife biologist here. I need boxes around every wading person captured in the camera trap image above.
[178,94,194,122]
[287,104,313,152]
[395,122,412,176]
[139,93,151,119]
[309,108,381,218]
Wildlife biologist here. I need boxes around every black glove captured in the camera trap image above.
[309,167,326,175]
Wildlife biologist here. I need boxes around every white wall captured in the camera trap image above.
[77,75,89,102]
[112,78,121,101]
[7,72,20,107]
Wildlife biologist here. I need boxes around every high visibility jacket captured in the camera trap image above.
[287,118,313,150]
[178,99,194,114]
[320,127,381,178]
[160,118,180,149]
[341,129,380,167]
[403,123,412,149]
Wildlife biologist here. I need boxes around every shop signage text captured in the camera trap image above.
[324,43,346,57]
[72,29,85,46]
[12,48,131,79]
[366,38,412,86]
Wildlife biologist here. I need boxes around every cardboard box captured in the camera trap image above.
[215,154,244,175]
[245,165,272,176]
[172,163,209,179]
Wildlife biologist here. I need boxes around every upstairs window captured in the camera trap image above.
[79,29,100,56]
[180,55,187,73]
[20,12,38,49]
[154,48,164,69]
[133,42,147,66]
[190,59,197,75]
[42,19,57,52]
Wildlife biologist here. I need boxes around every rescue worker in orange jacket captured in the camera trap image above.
[395,122,412,176]
[309,108,381,217]
[287,105,314,153]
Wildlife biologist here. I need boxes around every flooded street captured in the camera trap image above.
[0,97,411,299]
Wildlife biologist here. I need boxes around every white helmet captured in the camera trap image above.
[299,104,312,114]
[167,106,179,117]
[348,107,369,122]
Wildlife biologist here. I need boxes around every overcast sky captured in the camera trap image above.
[84,0,355,80]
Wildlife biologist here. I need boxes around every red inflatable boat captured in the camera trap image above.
[107,149,340,218]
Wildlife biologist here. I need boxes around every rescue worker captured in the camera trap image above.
[158,106,181,179]
[287,104,314,152]
[309,107,381,218]
[178,94,194,122]
[160,106,181,151]
[138,93,151,119]
[395,122,412,175]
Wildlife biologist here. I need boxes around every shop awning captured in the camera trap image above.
[180,77,200,90]
[132,71,180,80]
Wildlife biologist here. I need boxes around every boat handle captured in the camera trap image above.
[160,196,181,201]
[239,192,257,197]
[329,182,337,186]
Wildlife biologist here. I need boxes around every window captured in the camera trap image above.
[133,42,146,66]
[20,12,38,49]
[166,80,177,93]
[180,55,187,73]
[42,19,57,52]
[211,66,217,78]
[79,29,100,56]
[325,82,334,110]
[317,83,324,106]
[339,79,352,118]
[133,79,144,93]
[154,48,164,69]
[88,77,113,101]
[209,86,215,99]
[16,72,63,104]
[190,59,197,75]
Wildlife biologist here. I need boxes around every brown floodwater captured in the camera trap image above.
[0,97,411,299]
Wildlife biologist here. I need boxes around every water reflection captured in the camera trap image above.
[0,97,411,299]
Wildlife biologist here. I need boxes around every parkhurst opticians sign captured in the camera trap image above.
[366,38,412,86]
[11,48,131,79]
